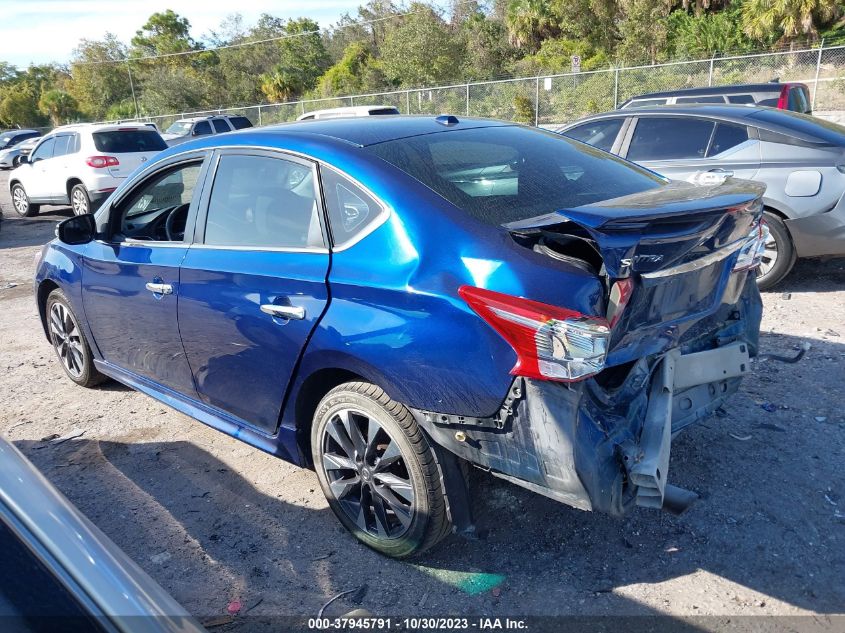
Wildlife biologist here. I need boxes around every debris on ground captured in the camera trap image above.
[760,403,777,412]
[226,599,242,615]
[150,551,171,564]
[729,432,752,441]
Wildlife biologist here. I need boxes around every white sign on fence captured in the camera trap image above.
[571,55,581,73]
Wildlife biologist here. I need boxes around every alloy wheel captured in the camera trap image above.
[49,302,85,378]
[12,186,28,215]
[757,233,778,279]
[320,408,415,539]
[71,188,89,215]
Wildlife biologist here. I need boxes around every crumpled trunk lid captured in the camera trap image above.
[505,179,766,365]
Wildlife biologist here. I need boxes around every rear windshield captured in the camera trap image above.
[366,125,665,226]
[93,130,167,153]
[369,108,400,115]
[748,109,845,145]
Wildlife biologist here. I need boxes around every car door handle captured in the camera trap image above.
[145,282,173,295]
[708,168,734,177]
[260,304,306,320]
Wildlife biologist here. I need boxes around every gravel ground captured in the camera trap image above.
[1,172,844,627]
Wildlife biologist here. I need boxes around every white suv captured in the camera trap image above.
[161,115,253,146]
[9,124,167,217]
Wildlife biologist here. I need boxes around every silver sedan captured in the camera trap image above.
[556,105,845,289]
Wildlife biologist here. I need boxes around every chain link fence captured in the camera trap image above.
[126,42,845,132]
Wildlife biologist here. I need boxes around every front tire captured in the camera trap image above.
[70,184,91,216]
[45,289,105,388]
[311,382,451,558]
[11,183,39,217]
[757,212,796,291]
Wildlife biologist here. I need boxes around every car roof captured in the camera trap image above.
[261,115,510,147]
[628,83,802,100]
[562,104,845,145]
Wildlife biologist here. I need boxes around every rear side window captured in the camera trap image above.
[707,123,749,156]
[321,167,385,247]
[204,154,323,249]
[728,94,755,104]
[229,116,253,130]
[675,95,725,104]
[564,118,624,152]
[366,125,664,227]
[211,119,230,134]
[628,117,715,161]
[92,130,166,153]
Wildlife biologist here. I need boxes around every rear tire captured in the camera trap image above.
[45,289,105,388]
[757,212,796,291]
[311,382,451,558]
[11,183,39,217]
[70,184,91,216]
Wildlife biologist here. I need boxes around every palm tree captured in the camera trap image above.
[259,68,302,103]
[505,0,560,52]
[742,0,839,41]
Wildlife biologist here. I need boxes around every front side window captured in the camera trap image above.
[30,137,55,162]
[321,167,384,247]
[193,121,212,136]
[564,119,624,152]
[204,154,323,249]
[116,161,202,241]
[627,117,715,161]
[366,125,664,227]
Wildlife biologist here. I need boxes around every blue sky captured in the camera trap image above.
[0,1,363,68]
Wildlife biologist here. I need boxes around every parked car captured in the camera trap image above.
[620,82,812,114]
[556,104,845,289]
[0,135,41,169]
[0,128,41,151]
[161,115,253,146]
[296,105,400,121]
[0,435,206,632]
[36,115,766,557]
[9,123,167,217]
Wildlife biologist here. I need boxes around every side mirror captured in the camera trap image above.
[56,214,96,245]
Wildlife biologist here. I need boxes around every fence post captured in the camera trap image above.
[300,102,305,115]
[257,106,262,126]
[708,53,716,86]
[534,77,540,126]
[349,96,355,106]
[466,83,470,116]
[613,67,620,109]
[406,90,411,114]
[812,38,825,111]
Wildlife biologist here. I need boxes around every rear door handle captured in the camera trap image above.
[145,282,173,295]
[708,168,734,177]
[260,304,306,320]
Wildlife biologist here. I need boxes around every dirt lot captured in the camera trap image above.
[1,171,844,626]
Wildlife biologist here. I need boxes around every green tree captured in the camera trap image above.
[258,18,331,102]
[38,89,79,125]
[0,90,46,128]
[131,10,200,58]
[668,6,754,57]
[314,41,387,97]
[458,12,515,80]
[69,34,134,120]
[505,0,560,52]
[618,0,671,63]
[741,0,840,42]
[380,3,463,87]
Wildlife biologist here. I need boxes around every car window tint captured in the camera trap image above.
[119,162,202,239]
[30,137,55,162]
[211,119,230,134]
[789,87,810,113]
[321,167,384,247]
[229,116,253,130]
[707,123,749,156]
[728,94,755,104]
[205,154,323,249]
[367,125,664,227]
[93,130,167,153]
[564,119,623,152]
[52,135,72,157]
[675,96,725,104]
[193,121,212,136]
[627,117,715,161]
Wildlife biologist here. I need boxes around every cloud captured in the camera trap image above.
[0,0,361,68]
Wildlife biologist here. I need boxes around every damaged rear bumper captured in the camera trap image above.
[414,284,761,517]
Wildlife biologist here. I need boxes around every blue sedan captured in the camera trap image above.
[35,116,767,557]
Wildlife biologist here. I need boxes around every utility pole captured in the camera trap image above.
[126,59,140,120]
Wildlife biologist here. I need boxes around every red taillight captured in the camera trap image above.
[776,85,790,110]
[459,285,610,382]
[86,156,119,168]
[607,278,633,328]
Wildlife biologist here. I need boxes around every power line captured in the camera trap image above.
[71,0,488,66]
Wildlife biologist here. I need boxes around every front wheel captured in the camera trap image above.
[11,183,39,217]
[45,289,105,388]
[311,382,451,558]
[757,212,796,291]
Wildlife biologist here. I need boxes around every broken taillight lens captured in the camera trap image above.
[733,220,770,271]
[459,285,610,382]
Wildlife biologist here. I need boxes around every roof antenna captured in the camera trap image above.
[435,115,460,127]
